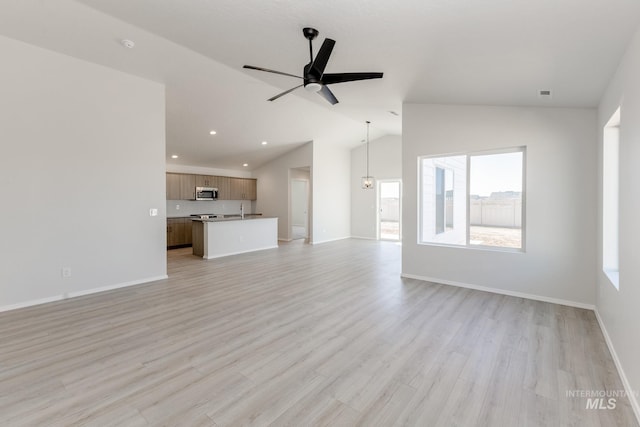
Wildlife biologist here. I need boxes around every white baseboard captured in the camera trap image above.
[67,275,168,298]
[594,309,640,423]
[350,235,377,240]
[0,274,168,313]
[0,295,66,313]
[400,273,595,310]
[310,236,350,245]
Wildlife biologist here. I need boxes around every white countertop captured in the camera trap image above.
[192,215,274,223]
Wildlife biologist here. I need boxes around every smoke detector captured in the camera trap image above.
[121,39,135,49]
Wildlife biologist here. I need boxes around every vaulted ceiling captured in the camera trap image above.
[1,0,639,169]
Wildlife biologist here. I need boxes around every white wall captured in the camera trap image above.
[597,26,640,419]
[253,143,312,241]
[313,141,351,244]
[0,36,166,310]
[166,164,252,178]
[166,200,252,218]
[402,104,597,306]
[351,135,402,239]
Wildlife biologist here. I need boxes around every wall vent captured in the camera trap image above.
[538,89,553,99]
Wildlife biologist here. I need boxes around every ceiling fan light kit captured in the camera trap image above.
[243,27,383,104]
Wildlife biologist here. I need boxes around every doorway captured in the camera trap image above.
[378,180,401,241]
[291,178,309,241]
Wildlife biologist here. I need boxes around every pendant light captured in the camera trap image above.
[361,120,374,189]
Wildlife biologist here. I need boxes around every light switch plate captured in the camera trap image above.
[149,208,158,217]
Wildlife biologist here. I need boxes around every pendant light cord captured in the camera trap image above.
[366,120,370,178]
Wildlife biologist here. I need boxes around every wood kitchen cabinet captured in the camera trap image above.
[165,173,255,201]
[167,173,196,200]
[195,175,216,187]
[215,176,231,200]
[229,178,257,200]
[229,177,243,200]
[166,173,181,200]
[166,218,184,248]
[167,218,193,248]
[183,219,193,245]
[180,174,196,200]
[245,178,257,200]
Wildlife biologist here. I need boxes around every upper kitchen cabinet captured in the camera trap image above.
[195,175,215,187]
[167,173,196,200]
[215,176,231,200]
[166,173,181,200]
[180,174,196,200]
[166,173,255,200]
[244,178,257,200]
[229,178,257,200]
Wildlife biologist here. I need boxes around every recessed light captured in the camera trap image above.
[261,141,268,145]
[209,130,217,135]
[243,163,249,167]
[171,155,179,159]
[121,39,135,49]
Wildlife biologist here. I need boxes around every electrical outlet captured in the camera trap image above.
[61,267,71,278]
[176,204,180,210]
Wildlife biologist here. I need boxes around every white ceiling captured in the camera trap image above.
[1,0,639,170]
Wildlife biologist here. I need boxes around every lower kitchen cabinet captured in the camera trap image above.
[167,218,193,248]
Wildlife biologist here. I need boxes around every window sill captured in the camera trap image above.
[603,269,619,290]
[417,241,525,254]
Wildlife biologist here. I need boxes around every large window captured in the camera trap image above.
[419,147,525,251]
[603,107,620,289]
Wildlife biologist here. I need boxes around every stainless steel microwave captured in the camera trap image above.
[195,187,218,201]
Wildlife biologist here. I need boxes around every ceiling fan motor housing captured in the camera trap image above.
[303,62,322,91]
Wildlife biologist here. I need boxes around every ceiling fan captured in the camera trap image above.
[243,27,383,105]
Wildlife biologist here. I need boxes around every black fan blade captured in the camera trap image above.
[310,38,336,78]
[268,84,303,102]
[243,65,303,79]
[321,72,383,85]
[318,85,339,105]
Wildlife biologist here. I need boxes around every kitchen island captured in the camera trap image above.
[191,216,278,259]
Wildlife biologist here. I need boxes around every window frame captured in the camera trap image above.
[602,107,620,290]
[418,146,526,253]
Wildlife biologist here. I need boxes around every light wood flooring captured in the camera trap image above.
[0,239,637,426]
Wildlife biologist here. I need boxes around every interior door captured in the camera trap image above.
[291,179,308,240]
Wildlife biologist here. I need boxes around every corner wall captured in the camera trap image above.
[402,104,597,307]
[597,25,640,420]
[0,35,167,310]
[312,141,351,244]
